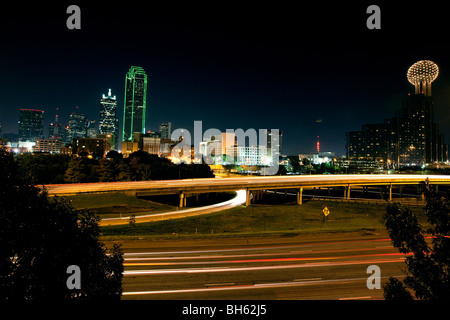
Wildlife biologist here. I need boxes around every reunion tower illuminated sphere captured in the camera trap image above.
[407,60,439,96]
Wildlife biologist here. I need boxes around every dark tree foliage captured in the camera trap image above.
[16,153,70,184]
[64,157,90,183]
[383,179,450,300]
[0,148,124,300]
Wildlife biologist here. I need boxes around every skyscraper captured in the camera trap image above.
[68,108,87,143]
[123,66,147,142]
[159,122,172,139]
[48,107,63,140]
[99,89,119,149]
[18,108,44,141]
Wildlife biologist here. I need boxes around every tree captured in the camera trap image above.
[97,158,117,182]
[0,147,124,300]
[16,153,70,184]
[64,157,89,183]
[382,180,450,300]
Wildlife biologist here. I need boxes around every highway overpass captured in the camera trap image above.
[43,174,450,207]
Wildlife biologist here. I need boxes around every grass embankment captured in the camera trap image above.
[99,198,427,240]
[62,193,176,219]
[62,192,235,219]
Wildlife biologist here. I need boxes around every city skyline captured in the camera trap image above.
[1,3,450,155]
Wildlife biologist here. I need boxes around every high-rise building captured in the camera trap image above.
[48,107,63,140]
[18,108,44,141]
[159,122,173,139]
[99,89,119,149]
[396,94,434,165]
[68,108,87,143]
[123,66,147,142]
[86,120,98,138]
[346,130,365,160]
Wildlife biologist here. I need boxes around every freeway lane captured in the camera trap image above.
[116,233,408,300]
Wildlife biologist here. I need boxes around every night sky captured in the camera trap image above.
[1,2,450,156]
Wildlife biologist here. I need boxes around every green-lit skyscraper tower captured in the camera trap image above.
[122,66,147,142]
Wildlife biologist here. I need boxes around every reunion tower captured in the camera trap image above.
[407,60,439,96]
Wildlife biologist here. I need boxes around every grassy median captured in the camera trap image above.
[99,199,427,240]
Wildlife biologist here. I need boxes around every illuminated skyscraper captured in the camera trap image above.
[99,89,119,149]
[18,108,44,141]
[123,66,147,142]
[68,108,87,143]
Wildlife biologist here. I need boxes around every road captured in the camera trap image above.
[44,174,450,197]
[113,232,407,300]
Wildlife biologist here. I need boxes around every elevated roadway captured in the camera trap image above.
[44,174,450,207]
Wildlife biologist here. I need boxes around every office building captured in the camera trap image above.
[18,108,44,141]
[159,122,173,139]
[72,137,109,158]
[86,120,98,138]
[48,108,63,140]
[99,89,119,149]
[68,109,87,143]
[143,132,161,155]
[35,139,65,153]
[123,66,147,142]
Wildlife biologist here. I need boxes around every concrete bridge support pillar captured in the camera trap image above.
[179,192,185,208]
[346,185,351,199]
[389,184,392,201]
[297,187,303,205]
[246,189,251,206]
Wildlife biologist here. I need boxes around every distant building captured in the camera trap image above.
[48,107,63,140]
[123,66,147,142]
[143,135,161,155]
[86,120,98,138]
[68,109,87,143]
[226,145,268,166]
[299,151,335,165]
[35,139,64,153]
[99,89,119,149]
[121,132,143,156]
[18,108,44,141]
[397,94,435,165]
[72,137,109,158]
[159,122,172,140]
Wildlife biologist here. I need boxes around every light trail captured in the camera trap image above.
[122,275,405,296]
[100,189,247,225]
[123,237,393,257]
[123,257,406,276]
[123,246,397,262]
[123,252,408,267]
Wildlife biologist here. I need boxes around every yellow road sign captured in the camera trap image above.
[323,207,330,217]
